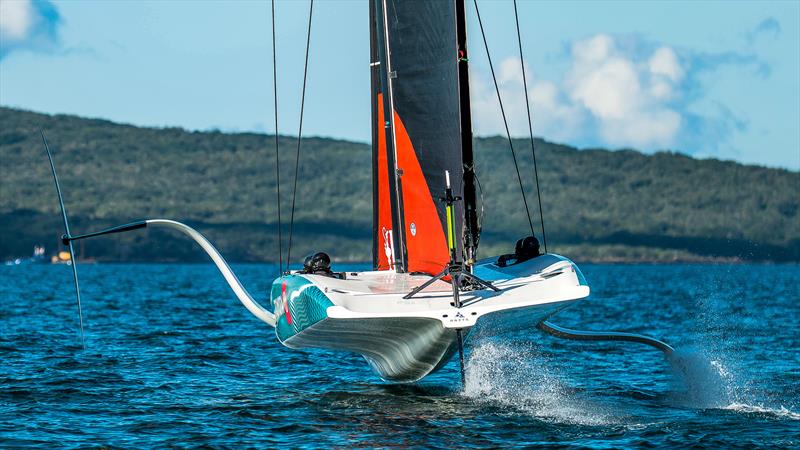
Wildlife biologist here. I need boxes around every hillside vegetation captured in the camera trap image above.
[1,107,797,263]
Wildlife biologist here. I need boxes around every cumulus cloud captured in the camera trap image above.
[471,33,766,155]
[470,57,586,144]
[565,35,685,148]
[0,0,61,60]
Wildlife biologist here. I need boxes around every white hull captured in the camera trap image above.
[270,254,589,382]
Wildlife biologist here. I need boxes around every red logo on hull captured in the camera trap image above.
[281,281,292,325]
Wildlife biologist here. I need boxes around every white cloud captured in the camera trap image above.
[600,110,681,147]
[649,46,683,82]
[566,37,685,147]
[472,33,689,150]
[649,79,674,101]
[568,56,642,121]
[470,54,586,143]
[497,57,525,86]
[0,0,60,60]
[572,33,614,63]
[1,0,34,40]
[529,80,586,142]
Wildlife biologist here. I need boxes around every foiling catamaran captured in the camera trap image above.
[42,0,673,384]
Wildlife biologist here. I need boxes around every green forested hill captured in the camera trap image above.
[1,107,798,263]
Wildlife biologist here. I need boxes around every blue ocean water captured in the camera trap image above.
[1,262,798,448]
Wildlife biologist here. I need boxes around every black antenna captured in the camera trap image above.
[41,130,85,348]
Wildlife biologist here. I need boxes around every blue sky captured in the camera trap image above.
[1,0,798,170]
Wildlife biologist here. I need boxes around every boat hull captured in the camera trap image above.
[284,316,458,382]
[270,254,589,382]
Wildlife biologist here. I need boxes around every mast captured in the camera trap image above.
[376,0,408,272]
[455,0,478,263]
[370,0,379,269]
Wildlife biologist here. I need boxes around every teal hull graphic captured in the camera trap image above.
[270,275,334,343]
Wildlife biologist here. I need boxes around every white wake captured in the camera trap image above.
[461,341,618,426]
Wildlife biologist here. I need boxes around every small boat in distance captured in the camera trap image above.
[41,0,674,384]
[4,245,47,266]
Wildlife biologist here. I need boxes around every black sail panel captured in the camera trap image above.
[378,0,467,274]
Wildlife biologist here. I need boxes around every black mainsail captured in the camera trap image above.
[371,0,477,275]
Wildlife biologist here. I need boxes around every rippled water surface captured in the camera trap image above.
[1,263,798,448]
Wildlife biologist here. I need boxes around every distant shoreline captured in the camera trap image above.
[2,106,797,264]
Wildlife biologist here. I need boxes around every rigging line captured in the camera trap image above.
[472,0,535,236]
[271,0,283,275]
[286,0,314,267]
[513,0,547,253]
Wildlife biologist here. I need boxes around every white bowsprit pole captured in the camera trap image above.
[41,130,85,348]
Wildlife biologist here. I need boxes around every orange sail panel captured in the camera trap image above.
[393,112,449,275]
